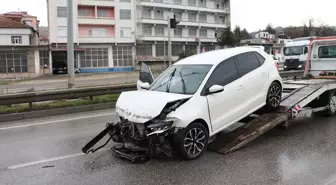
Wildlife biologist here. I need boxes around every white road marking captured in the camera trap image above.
[8,148,110,170]
[324,174,336,185]
[0,113,116,131]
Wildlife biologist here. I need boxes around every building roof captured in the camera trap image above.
[1,11,37,18]
[175,47,266,66]
[0,16,33,29]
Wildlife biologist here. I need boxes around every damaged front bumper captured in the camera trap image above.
[82,119,179,163]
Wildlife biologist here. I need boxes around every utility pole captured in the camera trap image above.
[67,0,75,88]
[167,16,172,66]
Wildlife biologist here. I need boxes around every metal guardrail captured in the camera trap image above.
[0,71,305,106]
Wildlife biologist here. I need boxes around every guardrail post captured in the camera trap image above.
[29,102,33,109]
[90,96,93,101]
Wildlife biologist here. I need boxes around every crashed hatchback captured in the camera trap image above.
[82,47,283,162]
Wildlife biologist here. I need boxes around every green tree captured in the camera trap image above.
[265,23,276,34]
[176,50,194,62]
[217,26,235,48]
[241,28,251,40]
[233,25,242,46]
[303,24,310,37]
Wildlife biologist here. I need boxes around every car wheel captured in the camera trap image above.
[173,122,208,160]
[324,90,336,117]
[266,82,282,109]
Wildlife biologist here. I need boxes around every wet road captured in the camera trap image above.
[1,110,336,185]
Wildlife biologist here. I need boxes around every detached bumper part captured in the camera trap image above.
[82,121,175,163]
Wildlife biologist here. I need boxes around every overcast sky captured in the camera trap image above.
[0,0,335,32]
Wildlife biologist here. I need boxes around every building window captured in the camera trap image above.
[172,43,183,56]
[185,45,197,54]
[188,12,197,22]
[154,9,164,20]
[0,50,29,73]
[57,6,67,17]
[78,9,89,17]
[188,0,196,6]
[200,29,207,38]
[136,44,152,56]
[80,48,109,68]
[174,0,182,4]
[189,28,197,37]
[120,27,132,38]
[97,9,108,17]
[113,45,133,67]
[174,12,182,21]
[11,36,22,44]
[88,28,107,37]
[142,8,151,19]
[142,25,152,36]
[155,27,164,36]
[199,14,207,23]
[39,50,49,67]
[120,0,131,2]
[57,26,67,37]
[174,28,182,37]
[120,9,131,19]
[198,0,206,7]
[156,43,168,56]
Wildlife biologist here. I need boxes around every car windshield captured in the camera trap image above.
[284,46,304,56]
[148,64,212,95]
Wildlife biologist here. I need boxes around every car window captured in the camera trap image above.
[255,52,266,65]
[318,45,336,58]
[202,57,239,94]
[234,52,260,76]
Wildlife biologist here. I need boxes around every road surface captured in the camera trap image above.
[1,110,336,185]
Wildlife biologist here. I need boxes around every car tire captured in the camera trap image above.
[172,122,209,160]
[323,90,336,117]
[266,82,282,109]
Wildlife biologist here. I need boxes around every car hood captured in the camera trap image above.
[115,90,193,123]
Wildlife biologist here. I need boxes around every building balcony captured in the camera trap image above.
[137,35,217,43]
[78,35,116,43]
[78,0,116,7]
[139,1,230,14]
[78,16,116,25]
[138,18,229,29]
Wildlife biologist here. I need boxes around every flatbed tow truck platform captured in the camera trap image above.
[82,37,336,162]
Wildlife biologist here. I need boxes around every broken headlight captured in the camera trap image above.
[146,117,178,136]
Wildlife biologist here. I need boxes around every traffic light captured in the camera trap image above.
[170,15,180,29]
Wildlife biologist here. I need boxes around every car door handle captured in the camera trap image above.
[238,85,244,90]
[262,72,267,76]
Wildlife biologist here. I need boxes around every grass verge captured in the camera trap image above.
[0,94,120,115]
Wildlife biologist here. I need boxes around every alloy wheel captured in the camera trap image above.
[269,84,282,107]
[330,92,336,114]
[183,128,206,156]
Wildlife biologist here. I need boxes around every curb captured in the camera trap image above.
[0,102,116,122]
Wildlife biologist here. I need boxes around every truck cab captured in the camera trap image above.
[283,38,312,71]
[304,37,336,78]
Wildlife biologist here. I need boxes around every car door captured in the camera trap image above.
[233,52,266,113]
[137,62,154,91]
[203,57,243,132]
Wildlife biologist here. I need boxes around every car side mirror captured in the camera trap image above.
[140,82,150,89]
[207,85,224,95]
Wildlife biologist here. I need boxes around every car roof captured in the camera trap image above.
[175,47,264,66]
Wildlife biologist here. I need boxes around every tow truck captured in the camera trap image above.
[82,37,336,162]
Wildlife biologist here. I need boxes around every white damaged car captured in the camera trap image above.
[83,47,283,162]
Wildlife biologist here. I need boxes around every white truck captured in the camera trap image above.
[82,37,336,162]
[283,37,314,71]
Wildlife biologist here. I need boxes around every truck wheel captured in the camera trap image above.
[266,82,282,109]
[325,90,336,117]
[173,122,208,160]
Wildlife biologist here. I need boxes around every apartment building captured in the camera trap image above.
[48,0,136,73]
[47,0,230,72]
[136,0,230,68]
